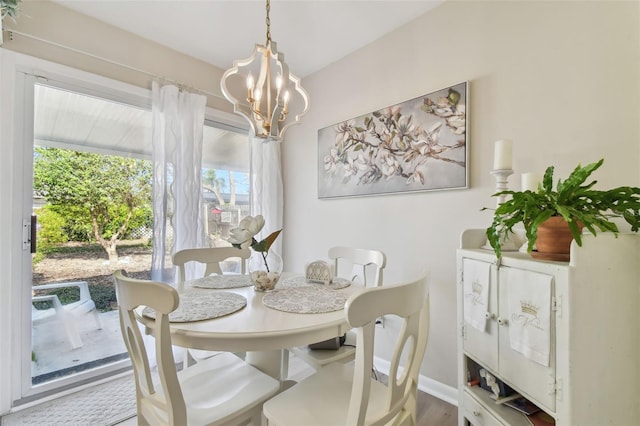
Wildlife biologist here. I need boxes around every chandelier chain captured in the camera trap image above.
[265,0,271,44]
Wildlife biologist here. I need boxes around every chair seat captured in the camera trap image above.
[148,352,280,426]
[264,362,388,426]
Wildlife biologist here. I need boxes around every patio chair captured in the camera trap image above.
[32,281,102,349]
[113,270,280,426]
[264,275,430,426]
[290,246,386,370]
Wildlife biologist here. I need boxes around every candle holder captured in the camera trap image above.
[484,168,522,255]
[490,169,514,207]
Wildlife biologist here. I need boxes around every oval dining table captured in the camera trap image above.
[136,273,363,382]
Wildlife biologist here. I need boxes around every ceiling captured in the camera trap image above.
[53,0,444,78]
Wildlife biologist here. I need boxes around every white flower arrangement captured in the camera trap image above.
[227,215,282,290]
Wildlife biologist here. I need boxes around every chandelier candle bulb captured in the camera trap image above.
[493,139,513,170]
[246,74,255,100]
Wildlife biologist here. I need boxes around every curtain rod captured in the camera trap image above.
[4,29,226,100]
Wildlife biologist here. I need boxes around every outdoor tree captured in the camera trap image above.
[203,168,237,206]
[35,205,67,248]
[33,147,152,263]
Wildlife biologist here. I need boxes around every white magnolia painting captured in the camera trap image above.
[318,82,468,198]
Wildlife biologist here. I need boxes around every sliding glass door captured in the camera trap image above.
[13,70,250,405]
[18,75,151,402]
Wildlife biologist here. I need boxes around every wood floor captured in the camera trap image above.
[373,371,457,426]
[416,390,457,425]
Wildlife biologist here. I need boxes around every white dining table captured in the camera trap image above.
[136,273,363,381]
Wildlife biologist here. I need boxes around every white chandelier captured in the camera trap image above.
[221,0,309,141]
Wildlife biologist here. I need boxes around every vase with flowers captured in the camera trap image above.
[227,215,282,291]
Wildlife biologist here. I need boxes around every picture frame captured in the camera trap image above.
[317,81,468,199]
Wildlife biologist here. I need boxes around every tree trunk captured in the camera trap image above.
[229,171,236,206]
[105,242,119,264]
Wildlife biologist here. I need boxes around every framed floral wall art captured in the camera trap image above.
[318,81,468,198]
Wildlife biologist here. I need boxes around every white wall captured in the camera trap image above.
[282,0,640,389]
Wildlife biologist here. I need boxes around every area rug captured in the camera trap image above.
[1,375,137,426]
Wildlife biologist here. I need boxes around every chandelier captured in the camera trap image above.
[221,0,309,141]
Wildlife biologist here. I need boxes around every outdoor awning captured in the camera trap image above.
[33,84,249,171]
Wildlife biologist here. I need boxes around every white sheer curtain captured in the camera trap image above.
[151,82,207,283]
[250,135,284,257]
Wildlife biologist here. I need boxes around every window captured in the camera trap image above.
[201,123,250,247]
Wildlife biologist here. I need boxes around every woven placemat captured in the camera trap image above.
[143,291,246,322]
[280,275,351,290]
[189,274,253,289]
[262,286,348,314]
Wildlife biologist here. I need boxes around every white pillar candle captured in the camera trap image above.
[521,172,542,191]
[493,139,513,170]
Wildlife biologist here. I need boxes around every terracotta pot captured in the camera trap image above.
[532,216,584,261]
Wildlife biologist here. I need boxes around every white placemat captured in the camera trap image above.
[188,274,253,289]
[280,275,351,290]
[142,291,246,322]
[262,286,349,314]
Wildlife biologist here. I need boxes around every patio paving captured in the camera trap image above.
[32,309,128,382]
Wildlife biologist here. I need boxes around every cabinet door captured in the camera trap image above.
[462,258,498,373]
[498,266,556,411]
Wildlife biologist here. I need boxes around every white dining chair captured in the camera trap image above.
[113,270,280,426]
[264,275,430,426]
[290,246,386,370]
[173,246,251,288]
[173,246,251,366]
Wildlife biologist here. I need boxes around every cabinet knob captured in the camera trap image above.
[472,410,481,417]
[485,312,496,320]
[497,317,508,326]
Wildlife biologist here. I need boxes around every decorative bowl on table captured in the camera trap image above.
[250,271,280,292]
[249,251,282,292]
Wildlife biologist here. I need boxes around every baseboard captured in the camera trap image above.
[373,356,459,407]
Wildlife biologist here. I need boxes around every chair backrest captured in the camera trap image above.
[173,246,251,283]
[345,275,430,426]
[328,246,386,287]
[113,270,186,425]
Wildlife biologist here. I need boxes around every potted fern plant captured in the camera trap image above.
[485,159,640,259]
[1,0,20,21]
[1,0,21,45]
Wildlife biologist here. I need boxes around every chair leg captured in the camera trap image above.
[184,349,197,368]
[57,305,82,349]
[250,405,265,426]
[92,308,103,329]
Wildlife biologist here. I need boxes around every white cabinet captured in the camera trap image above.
[457,229,640,426]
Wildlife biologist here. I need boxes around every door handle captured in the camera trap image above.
[31,215,37,254]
